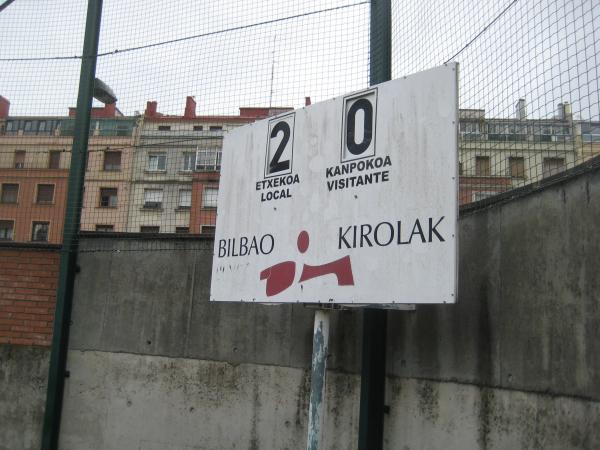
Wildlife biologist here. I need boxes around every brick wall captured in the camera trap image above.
[0,247,59,346]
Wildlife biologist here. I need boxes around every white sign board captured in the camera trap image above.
[211,64,458,304]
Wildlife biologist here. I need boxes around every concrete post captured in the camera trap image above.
[306,309,331,450]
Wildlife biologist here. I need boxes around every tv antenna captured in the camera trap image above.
[269,33,277,108]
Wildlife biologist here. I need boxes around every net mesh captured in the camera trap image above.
[392,0,600,204]
[0,0,598,251]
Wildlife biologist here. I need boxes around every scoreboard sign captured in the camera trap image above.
[211,64,458,304]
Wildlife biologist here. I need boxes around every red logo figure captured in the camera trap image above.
[259,230,354,296]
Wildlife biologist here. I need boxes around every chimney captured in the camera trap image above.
[563,101,572,121]
[103,102,116,117]
[305,96,311,106]
[515,98,526,120]
[556,102,572,121]
[557,103,564,120]
[145,101,158,118]
[0,95,10,119]
[184,96,196,118]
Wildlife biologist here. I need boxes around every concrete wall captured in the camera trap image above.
[0,345,50,450]
[55,160,600,449]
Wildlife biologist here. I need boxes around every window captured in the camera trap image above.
[487,123,508,141]
[175,227,189,234]
[178,190,191,209]
[49,151,61,169]
[0,220,14,240]
[99,188,118,207]
[209,125,222,131]
[24,121,33,134]
[196,149,221,171]
[543,157,565,178]
[32,222,49,242]
[532,124,567,142]
[509,124,528,141]
[158,125,171,131]
[36,184,55,204]
[182,152,196,171]
[475,156,491,176]
[95,224,114,232]
[116,124,130,136]
[459,121,480,140]
[140,226,160,233]
[89,120,98,135]
[509,157,525,178]
[552,126,570,142]
[147,153,166,171]
[14,151,25,169]
[38,121,47,134]
[1,184,18,203]
[459,162,463,176]
[6,121,15,134]
[581,123,600,142]
[201,225,216,235]
[143,189,163,209]
[193,125,203,131]
[103,151,122,171]
[202,186,218,208]
[460,122,478,133]
[487,122,527,142]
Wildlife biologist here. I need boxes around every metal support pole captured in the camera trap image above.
[358,308,388,449]
[307,309,331,450]
[358,1,391,449]
[41,2,103,449]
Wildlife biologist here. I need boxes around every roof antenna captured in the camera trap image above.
[269,33,277,108]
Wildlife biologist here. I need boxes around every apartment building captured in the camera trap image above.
[3,93,598,240]
[128,96,292,234]
[458,100,600,204]
[0,97,70,244]
[77,104,139,233]
[0,97,138,242]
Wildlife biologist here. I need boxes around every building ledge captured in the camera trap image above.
[0,241,62,250]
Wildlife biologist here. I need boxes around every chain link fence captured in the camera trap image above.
[0,0,599,250]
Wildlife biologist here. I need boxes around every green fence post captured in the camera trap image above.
[41,1,103,449]
[358,1,391,449]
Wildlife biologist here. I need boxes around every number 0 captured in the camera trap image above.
[346,98,373,155]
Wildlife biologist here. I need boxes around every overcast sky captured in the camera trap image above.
[1,0,598,121]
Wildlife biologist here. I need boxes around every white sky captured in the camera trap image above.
[1,0,599,121]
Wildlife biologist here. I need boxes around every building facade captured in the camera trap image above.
[3,94,600,241]
[0,108,71,244]
[458,100,600,204]
[78,111,139,233]
[128,97,292,234]
[0,99,138,243]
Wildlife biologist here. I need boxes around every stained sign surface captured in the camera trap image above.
[211,63,458,304]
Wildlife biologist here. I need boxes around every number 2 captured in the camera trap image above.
[265,114,294,177]
[268,121,290,174]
